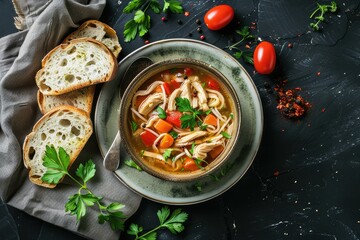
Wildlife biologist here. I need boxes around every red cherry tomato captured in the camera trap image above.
[204,5,234,30]
[166,111,182,128]
[206,77,220,91]
[253,41,276,74]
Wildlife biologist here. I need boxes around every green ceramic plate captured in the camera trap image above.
[94,39,263,205]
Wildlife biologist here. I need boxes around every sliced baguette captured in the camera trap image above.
[36,38,117,95]
[37,85,95,115]
[63,20,122,58]
[23,106,93,188]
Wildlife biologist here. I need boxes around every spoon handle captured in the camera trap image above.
[103,131,121,171]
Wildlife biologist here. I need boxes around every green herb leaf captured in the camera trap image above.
[163,0,183,13]
[123,0,183,42]
[194,158,208,169]
[127,223,143,236]
[124,20,138,42]
[169,131,179,139]
[176,97,203,131]
[130,120,138,132]
[126,206,188,239]
[189,142,195,155]
[163,149,173,160]
[234,50,254,65]
[149,0,162,13]
[156,106,167,119]
[221,131,231,139]
[75,160,96,183]
[175,97,193,112]
[124,159,143,171]
[200,124,208,130]
[309,1,338,31]
[41,146,70,184]
[123,0,146,13]
[107,202,125,212]
[42,146,126,231]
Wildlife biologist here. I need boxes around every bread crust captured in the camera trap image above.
[23,106,93,188]
[36,38,118,96]
[63,20,121,58]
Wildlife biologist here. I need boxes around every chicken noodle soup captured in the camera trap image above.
[129,65,236,174]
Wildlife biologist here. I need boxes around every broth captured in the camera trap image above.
[129,66,235,173]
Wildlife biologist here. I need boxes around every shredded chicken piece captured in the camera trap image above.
[192,140,224,160]
[146,115,160,128]
[191,78,209,111]
[180,79,192,103]
[174,131,207,147]
[138,93,163,115]
[206,88,225,109]
[132,81,163,108]
[168,88,182,111]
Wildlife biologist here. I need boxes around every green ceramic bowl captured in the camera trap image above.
[119,58,241,182]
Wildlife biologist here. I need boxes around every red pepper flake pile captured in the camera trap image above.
[274,80,311,119]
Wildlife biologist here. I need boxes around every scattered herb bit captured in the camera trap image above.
[194,182,202,192]
[41,145,126,230]
[221,131,231,139]
[163,149,173,160]
[194,158,208,169]
[230,113,234,119]
[140,150,145,157]
[175,97,203,131]
[210,163,234,181]
[127,206,188,240]
[169,131,179,139]
[233,51,254,64]
[274,80,311,118]
[123,0,183,42]
[124,159,143,171]
[189,142,195,155]
[130,120,138,132]
[309,1,337,31]
[200,124,208,130]
[156,106,167,119]
[205,109,212,115]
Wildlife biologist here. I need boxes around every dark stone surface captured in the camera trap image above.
[1,0,359,239]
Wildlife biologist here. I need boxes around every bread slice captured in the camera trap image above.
[23,106,93,188]
[35,38,117,95]
[63,20,122,58]
[37,85,95,115]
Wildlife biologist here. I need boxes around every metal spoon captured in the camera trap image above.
[103,57,153,171]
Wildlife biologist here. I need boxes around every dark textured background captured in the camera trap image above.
[1,0,360,239]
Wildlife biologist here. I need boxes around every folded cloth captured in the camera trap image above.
[0,0,142,239]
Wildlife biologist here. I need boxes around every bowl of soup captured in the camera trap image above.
[119,58,241,181]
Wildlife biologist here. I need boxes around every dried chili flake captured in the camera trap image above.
[274,80,311,119]
[273,171,280,176]
[184,11,190,17]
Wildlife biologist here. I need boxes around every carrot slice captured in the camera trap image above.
[154,85,162,93]
[204,114,218,126]
[154,119,173,133]
[183,157,199,171]
[209,145,224,159]
[159,133,174,148]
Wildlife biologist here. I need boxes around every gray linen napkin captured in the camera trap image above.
[0,0,142,239]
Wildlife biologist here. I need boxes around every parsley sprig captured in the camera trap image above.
[175,97,203,131]
[41,145,126,231]
[309,1,337,31]
[227,26,255,64]
[123,0,183,42]
[127,206,188,240]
